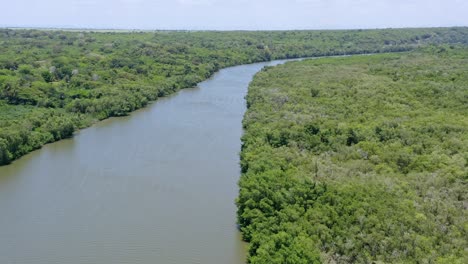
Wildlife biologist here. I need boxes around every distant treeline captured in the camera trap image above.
[1,27,468,164]
[237,46,467,263]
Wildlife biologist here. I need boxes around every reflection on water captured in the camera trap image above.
[0,59,295,264]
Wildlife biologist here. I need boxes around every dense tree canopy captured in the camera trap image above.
[237,46,467,263]
[0,27,467,164]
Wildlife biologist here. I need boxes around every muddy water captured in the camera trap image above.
[0,59,294,264]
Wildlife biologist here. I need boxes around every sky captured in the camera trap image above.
[1,0,467,30]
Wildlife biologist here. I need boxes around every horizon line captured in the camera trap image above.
[1,25,467,32]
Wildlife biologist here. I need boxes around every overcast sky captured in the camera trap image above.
[1,0,467,30]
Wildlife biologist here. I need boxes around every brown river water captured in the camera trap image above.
[0,59,296,264]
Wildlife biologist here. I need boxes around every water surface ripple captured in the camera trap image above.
[0,59,294,264]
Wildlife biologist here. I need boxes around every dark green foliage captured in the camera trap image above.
[238,47,467,263]
[0,100,90,164]
[0,27,467,164]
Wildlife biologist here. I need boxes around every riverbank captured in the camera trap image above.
[237,46,467,263]
[2,27,468,165]
[0,58,301,264]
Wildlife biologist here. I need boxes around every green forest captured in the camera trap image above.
[1,27,468,165]
[237,46,467,263]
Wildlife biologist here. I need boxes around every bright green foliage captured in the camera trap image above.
[0,27,467,164]
[238,46,467,263]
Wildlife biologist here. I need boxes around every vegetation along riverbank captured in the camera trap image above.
[1,27,468,165]
[237,46,467,263]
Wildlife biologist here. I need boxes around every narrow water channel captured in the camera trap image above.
[0,59,294,264]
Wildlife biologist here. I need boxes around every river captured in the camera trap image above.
[0,59,295,264]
